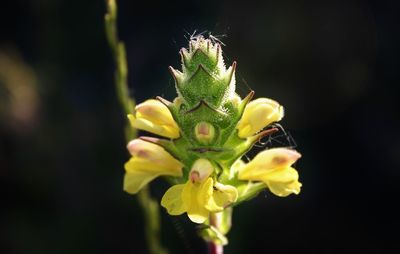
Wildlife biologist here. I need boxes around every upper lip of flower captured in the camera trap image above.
[237,148,302,197]
[128,99,180,139]
[123,139,183,194]
[236,97,284,138]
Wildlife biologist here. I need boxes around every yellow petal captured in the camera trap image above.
[261,167,302,197]
[182,180,210,224]
[128,114,163,134]
[265,179,302,197]
[162,125,180,138]
[125,157,181,176]
[127,138,163,157]
[265,166,299,183]
[237,98,284,138]
[123,170,160,194]
[126,139,183,172]
[238,148,301,180]
[128,99,180,139]
[161,184,186,215]
[128,114,179,138]
[136,99,178,127]
[197,178,214,207]
[123,156,182,194]
[206,182,238,212]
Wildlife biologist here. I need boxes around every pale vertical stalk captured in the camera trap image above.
[208,213,224,254]
[104,1,167,253]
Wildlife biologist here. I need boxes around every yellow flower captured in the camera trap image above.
[161,159,238,223]
[124,139,183,194]
[238,148,302,197]
[128,99,180,138]
[237,98,284,138]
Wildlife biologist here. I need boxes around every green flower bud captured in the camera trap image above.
[194,121,216,145]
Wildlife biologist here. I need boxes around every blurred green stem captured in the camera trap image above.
[208,213,224,254]
[104,1,167,254]
[234,182,266,205]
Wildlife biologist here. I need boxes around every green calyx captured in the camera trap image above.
[154,36,262,183]
[169,36,236,108]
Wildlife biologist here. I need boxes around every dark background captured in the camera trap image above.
[1,0,399,253]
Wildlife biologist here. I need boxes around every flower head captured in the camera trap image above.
[237,98,284,138]
[128,99,180,138]
[122,36,302,233]
[124,138,183,194]
[161,159,238,223]
[238,148,302,197]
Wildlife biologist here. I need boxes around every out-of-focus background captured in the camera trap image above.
[1,0,399,253]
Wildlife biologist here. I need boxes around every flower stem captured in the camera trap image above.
[137,185,168,254]
[234,182,266,205]
[208,213,224,254]
[208,239,223,254]
[104,1,167,253]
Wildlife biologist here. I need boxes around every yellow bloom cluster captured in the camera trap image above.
[124,98,301,223]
